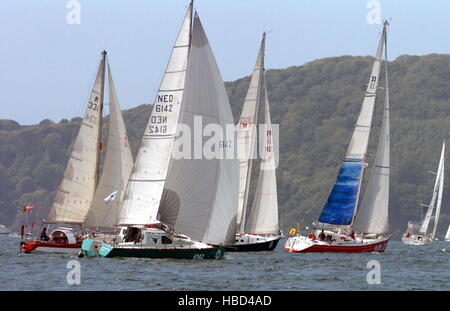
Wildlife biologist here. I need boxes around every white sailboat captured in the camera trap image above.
[227,33,281,252]
[0,225,10,235]
[402,141,445,245]
[82,1,239,260]
[285,21,390,253]
[21,51,133,254]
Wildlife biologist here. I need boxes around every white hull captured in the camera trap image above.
[402,235,432,245]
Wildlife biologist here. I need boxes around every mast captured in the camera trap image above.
[236,33,266,234]
[95,50,107,188]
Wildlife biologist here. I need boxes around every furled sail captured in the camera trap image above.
[353,25,390,234]
[419,141,445,235]
[245,70,279,234]
[47,52,106,223]
[159,13,239,246]
[431,141,445,239]
[236,33,266,234]
[318,24,386,226]
[117,3,192,226]
[84,60,134,228]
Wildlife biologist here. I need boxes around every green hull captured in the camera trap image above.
[103,246,225,260]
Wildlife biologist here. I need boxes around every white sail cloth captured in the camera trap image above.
[431,141,445,239]
[117,4,192,226]
[236,34,266,234]
[84,61,134,228]
[245,71,279,235]
[47,54,105,223]
[159,14,239,246]
[353,26,390,234]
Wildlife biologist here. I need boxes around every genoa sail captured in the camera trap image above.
[245,69,279,235]
[47,52,106,224]
[84,59,134,228]
[236,33,266,234]
[117,3,192,226]
[318,24,387,227]
[159,13,239,246]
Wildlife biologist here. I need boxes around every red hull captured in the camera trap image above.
[20,240,82,253]
[286,237,390,253]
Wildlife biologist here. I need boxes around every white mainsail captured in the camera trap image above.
[84,60,134,228]
[47,53,106,224]
[236,33,266,233]
[159,13,239,246]
[431,141,445,239]
[117,3,192,226]
[419,141,445,236]
[353,24,390,234]
[245,70,279,235]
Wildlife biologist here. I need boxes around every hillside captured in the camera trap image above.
[1,54,449,238]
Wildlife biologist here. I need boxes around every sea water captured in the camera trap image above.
[0,235,448,291]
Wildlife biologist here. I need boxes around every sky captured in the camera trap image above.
[1,0,450,125]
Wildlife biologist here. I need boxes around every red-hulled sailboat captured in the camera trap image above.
[285,21,391,253]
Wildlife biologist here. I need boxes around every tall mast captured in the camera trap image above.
[95,50,107,188]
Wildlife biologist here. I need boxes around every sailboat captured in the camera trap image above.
[226,33,281,252]
[0,225,10,235]
[82,1,238,260]
[402,141,445,245]
[285,21,390,253]
[20,51,133,254]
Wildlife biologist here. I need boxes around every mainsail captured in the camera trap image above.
[353,26,390,234]
[318,23,387,227]
[431,141,445,239]
[117,3,192,226]
[84,59,134,228]
[47,52,106,224]
[445,224,450,241]
[236,33,266,233]
[419,141,445,236]
[245,70,279,235]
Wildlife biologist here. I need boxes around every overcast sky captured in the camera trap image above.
[1,0,449,124]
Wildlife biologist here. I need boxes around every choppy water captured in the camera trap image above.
[0,235,448,291]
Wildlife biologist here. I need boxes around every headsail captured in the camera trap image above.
[159,13,239,246]
[47,52,106,224]
[117,3,192,226]
[445,224,450,241]
[245,69,279,235]
[419,141,445,236]
[318,23,386,227]
[353,22,390,234]
[236,33,266,233]
[84,58,134,228]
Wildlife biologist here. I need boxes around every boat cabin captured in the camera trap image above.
[49,228,77,244]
